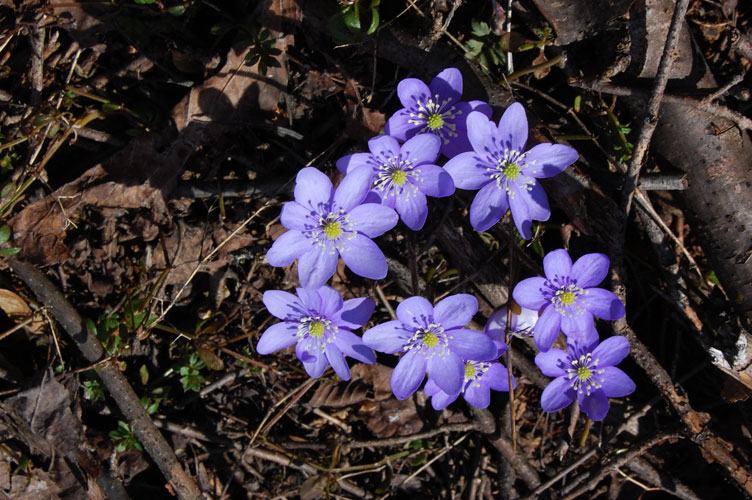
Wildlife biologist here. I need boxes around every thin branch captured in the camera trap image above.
[8,259,204,500]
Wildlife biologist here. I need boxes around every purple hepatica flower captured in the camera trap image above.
[362,294,497,399]
[265,167,398,289]
[443,103,579,238]
[257,286,376,380]
[513,249,626,352]
[535,335,635,421]
[336,134,455,230]
[424,360,514,410]
[483,304,539,356]
[385,68,492,158]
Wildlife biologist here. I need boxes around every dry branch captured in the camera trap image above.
[8,259,204,500]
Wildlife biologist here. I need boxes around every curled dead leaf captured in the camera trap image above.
[0,289,45,333]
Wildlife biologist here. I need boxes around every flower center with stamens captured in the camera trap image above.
[464,363,477,379]
[297,316,338,354]
[503,163,521,181]
[404,323,450,359]
[308,321,324,338]
[391,169,407,187]
[487,149,535,197]
[559,291,576,305]
[323,221,342,240]
[463,361,491,388]
[374,154,420,197]
[547,282,588,317]
[566,353,604,396]
[426,113,444,130]
[407,94,460,144]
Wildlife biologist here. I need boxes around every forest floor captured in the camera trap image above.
[1,0,752,499]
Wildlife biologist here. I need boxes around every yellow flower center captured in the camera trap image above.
[426,113,444,130]
[308,321,325,337]
[391,169,407,187]
[559,291,576,305]
[323,221,343,240]
[503,163,521,181]
[464,363,477,379]
[577,366,592,381]
[422,331,439,348]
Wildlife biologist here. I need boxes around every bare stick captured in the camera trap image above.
[621,0,690,216]
[8,259,204,500]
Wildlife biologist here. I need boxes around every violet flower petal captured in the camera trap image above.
[487,362,512,391]
[570,253,610,288]
[585,288,626,320]
[395,189,428,230]
[362,320,412,354]
[266,230,311,267]
[464,382,491,409]
[534,348,569,377]
[280,202,311,230]
[466,111,498,155]
[325,343,350,380]
[396,296,434,329]
[348,202,399,237]
[294,167,332,210]
[469,182,509,232]
[578,389,609,421]
[397,78,431,109]
[384,109,413,142]
[541,376,576,412]
[256,322,299,354]
[534,305,562,352]
[317,286,343,317]
[512,277,549,309]
[427,351,464,395]
[336,152,373,175]
[423,378,441,397]
[412,164,455,197]
[298,247,338,290]
[447,330,498,361]
[521,143,578,178]
[401,133,441,165]
[429,67,462,102]
[560,309,594,336]
[429,390,458,410]
[333,165,372,211]
[339,233,388,280]
[444,152,491,190]
[336,297,375,329]
[600,367,636,397]
[508,186,533,239]
[520,181,551,221]
[333,329,376,364]
[497,102,528,153]
[391,350,427,400]
[591,336,631,367]
[301,349,329,378]
[434,294,477,330]
[262,290,305,321]
[543,248,573,279]
[296,287,321,311]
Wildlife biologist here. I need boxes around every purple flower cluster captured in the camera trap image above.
[254,67,635,421]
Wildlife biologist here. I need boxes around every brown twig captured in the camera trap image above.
[620,0,690,216]
[7,259,204,500]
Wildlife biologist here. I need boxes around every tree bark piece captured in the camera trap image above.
[8,258,204,500]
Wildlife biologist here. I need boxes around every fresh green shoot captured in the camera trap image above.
[83,379,105,402]
[179,353,205,392]
[110,421,143,452]
[463,19,509,74]
[244,28,282,76]
[328,0,380,44]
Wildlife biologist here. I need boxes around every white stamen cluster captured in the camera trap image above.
[404,323,450,359]
[297,316,337,354]
[373,154,421,199]
[566,352,605,396]
[306,208,356,254]
[485,148,535,198]
[541,274,589,318]
[463,361,491,388]
[407,94,460,145]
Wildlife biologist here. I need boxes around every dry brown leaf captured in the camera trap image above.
[0,289,45,333]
